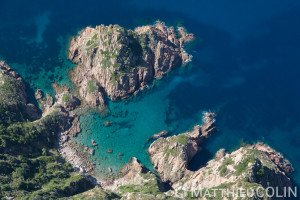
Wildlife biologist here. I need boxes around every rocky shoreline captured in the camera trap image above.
[0,21,296,199]
[51,22,296,198]
[46,21,197,184]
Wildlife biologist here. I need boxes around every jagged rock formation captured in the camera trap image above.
[47,83,98,175]
[171,144,293,192]
[147,130,169,142]
[66,110,294,199]
[72,157,177,200]
[146,112,294,199]
[251,142,294,175]
[0,61,39,125]
[105,157,168,198]
[71,142,294,200]
[68,21,194,107]
[148,112,217,183]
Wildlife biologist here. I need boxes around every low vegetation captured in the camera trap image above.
[234,152,256,176]
[87,80,98,94]
[0,109,93,199]
[177,134,189,145]
[218,157,234,177]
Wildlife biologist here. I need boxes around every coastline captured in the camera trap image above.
[0,20,297,199]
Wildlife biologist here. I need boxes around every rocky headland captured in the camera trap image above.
[70,112,295,200]
[68,21,194,108]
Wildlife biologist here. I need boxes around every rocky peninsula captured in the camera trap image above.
[68,21,194,107]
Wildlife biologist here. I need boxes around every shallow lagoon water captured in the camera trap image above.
[0,0,300,185]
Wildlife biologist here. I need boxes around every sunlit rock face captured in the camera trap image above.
[68,21,194,107]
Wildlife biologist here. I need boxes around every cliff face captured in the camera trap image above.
[147,113,294,199]
[71,136,294,199]
[170,144,293,192]
[148,112,217,183]
[68,21,194,107]
[72,157,178,200]
[0,61,39,125]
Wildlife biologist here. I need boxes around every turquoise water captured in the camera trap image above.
[75,66,207,175]
[1,0,300,185]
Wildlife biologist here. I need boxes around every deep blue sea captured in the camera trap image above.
[1,0,300,184]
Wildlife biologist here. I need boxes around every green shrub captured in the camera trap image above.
[177,134,189,145]
[234,155,256,175]
[87,80,98,94]
[62,94,70,102]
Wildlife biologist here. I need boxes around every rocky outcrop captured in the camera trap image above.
[68,21,194,107]
[67,111,294,199]
[91,139,98,146]
[35,89,54,115]
[172,144,293,192]
[147,112,294,199]
[148,112,217,183]
[0,61,39,124]
[106,157,163,189]
[102,157,174,200]
[147,130,169,142]
[250,142,294,175]
[52,83,81,112]
[47,84,97,175]
[71,141,294,200]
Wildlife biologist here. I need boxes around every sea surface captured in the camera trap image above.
[1,0,300,184]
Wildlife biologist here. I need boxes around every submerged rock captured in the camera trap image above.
[88,148,95,155]
[107,149,113,153]
[91,139,98,146]
[104,120,113,127]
